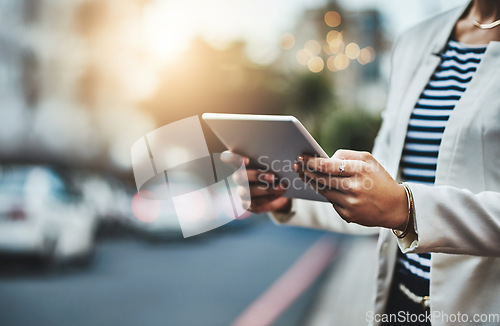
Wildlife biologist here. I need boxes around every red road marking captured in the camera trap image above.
[232,235,340,326]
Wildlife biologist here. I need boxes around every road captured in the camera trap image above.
[0,217,344,326]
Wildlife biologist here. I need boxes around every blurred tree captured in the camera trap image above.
[139,37,347,154]
[285,71,336,141]
[320,108,381,156]
[289,72,332,114]
[141,38,288,122]
[139,38,290,152]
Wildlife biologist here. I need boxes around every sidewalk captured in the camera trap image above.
[305,235,378,326]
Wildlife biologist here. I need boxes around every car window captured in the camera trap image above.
[0,167,29,196]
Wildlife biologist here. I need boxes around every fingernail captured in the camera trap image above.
[243,157,250,165]
[264,173,275,182]
[297,155,303,162]
[293,163,299,172]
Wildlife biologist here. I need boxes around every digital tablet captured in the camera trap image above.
[202,113,329,202]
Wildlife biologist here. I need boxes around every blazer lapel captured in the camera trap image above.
[436,41,500,184]
[390,4,471,176]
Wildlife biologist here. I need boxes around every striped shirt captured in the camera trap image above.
[393,39,487,312]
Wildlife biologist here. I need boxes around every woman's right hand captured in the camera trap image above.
[220,151,291,214]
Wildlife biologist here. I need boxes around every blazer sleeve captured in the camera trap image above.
[397,183,500,257]
[269,198,379,235]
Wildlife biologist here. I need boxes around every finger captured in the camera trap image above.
[237,185,251,202]
[255,197,290,213]
[242,195,277,212]
[253,171,278,184]
[233,169,276,184]
[236,183,286,200]
[250,183,286,197]
[295,161,355,194]
[331,205,354,223]
[295,161,335,187]
[233,169,277,185]
[300,155,357,177]
[233,169,252,185]
[220,151,250,168]
[301,167,352,192]
[252,195,280,208]
[332,149,373,162]
[297,173,347,207]
[247,196,290,214]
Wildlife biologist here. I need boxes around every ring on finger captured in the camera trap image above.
[339,160,346,176]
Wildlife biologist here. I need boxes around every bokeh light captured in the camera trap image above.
[324,11,341,28]
[132,190,161,223]
[366,46,376,60]
[305,40,322,56]
[327,55,337,72]
[280,33,295,50]
[357,46,376,65]
[296,48,314,65]
[345,43,360,59]
[322,41,332,55]
[326,30,342,44]
[308,56,325,73]
[329,38,345,54]
[334,53,350,70]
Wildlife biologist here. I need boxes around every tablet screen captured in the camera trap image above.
[202,113,329,202]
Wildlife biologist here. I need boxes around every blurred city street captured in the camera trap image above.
[0,1,465,325]
[0,217,346,326]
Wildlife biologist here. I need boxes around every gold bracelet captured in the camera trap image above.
[393,182,414,238]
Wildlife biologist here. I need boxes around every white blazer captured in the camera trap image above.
[271,3,500,325]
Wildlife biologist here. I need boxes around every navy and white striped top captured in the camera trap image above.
[395,39,487,306]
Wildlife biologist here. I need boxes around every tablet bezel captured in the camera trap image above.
[203,113,328,158]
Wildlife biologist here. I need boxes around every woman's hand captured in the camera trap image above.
[220,151,291,214]
[295,149,408,230]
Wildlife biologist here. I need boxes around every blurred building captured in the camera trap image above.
[0,0,156,171]
[277,2,388,113]
[0,0,389,172]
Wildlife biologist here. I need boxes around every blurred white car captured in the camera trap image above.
[126,192,183,240]
[76,172,132,224]
[0,165,97,263]
[124,176,195,240]
[125,171,239,239]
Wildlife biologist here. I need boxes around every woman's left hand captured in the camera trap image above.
[295,149,408,230]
